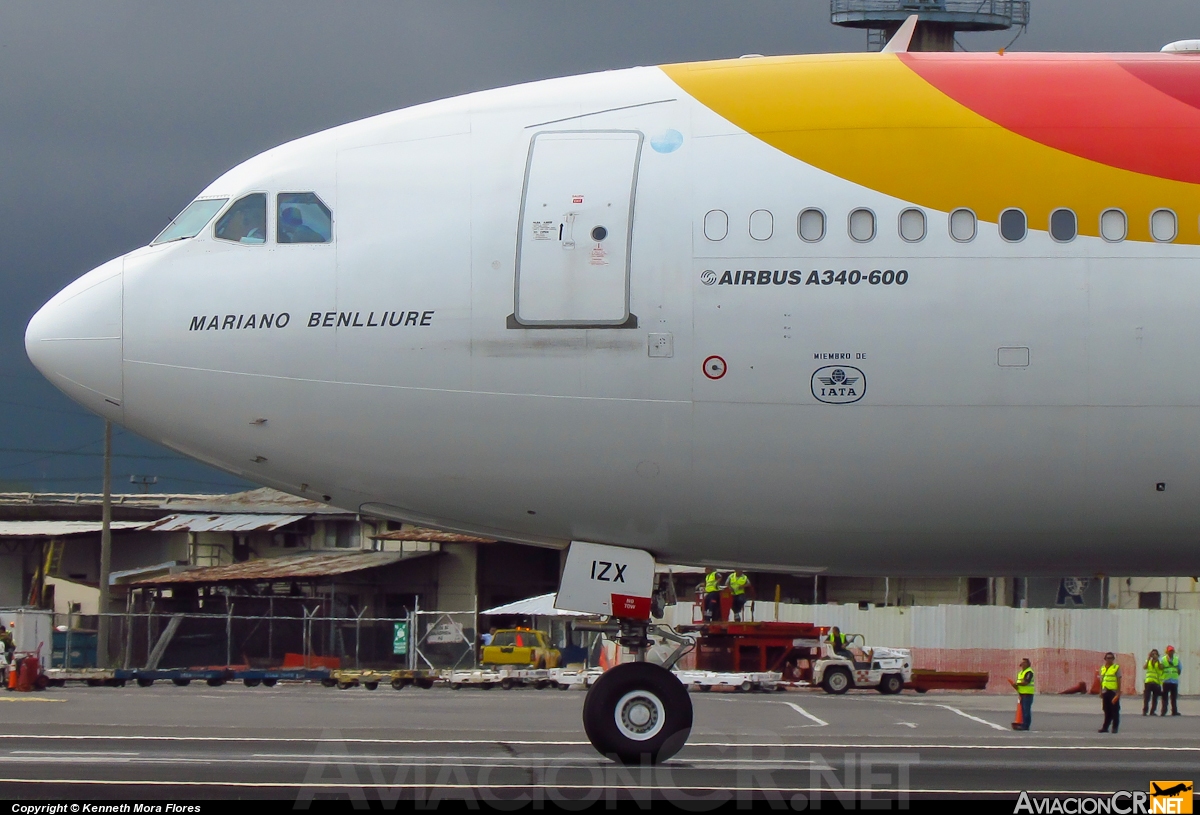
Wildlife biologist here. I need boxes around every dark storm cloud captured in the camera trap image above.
[0,1,1196,492]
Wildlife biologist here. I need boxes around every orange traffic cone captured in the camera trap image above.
[1012,699,1025,730]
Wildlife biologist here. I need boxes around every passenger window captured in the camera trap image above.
[214,193,267,244]
[949,208,976,242]
[278,192,332,243]
[1100,209,1127,242]
[797,208,825,242]
[849,208,875,242]
[749,209,773,241]
[152,198,228,245]
[1050,208,1077,243]
[899,208,926,242]
[999,208,1027,242]
[703,209,728,241]
[1151,209,1177,243]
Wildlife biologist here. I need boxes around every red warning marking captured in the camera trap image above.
[703,355,727,380]
[611,593,651,619]
[572,195,584,204]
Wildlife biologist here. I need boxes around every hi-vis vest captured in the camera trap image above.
[705,572,719,593]
[829,631,845,650]
[1144,659,1164,685]
[1100,663,1120,691]
[728,573,749,595]
[1161,654,1181,682]
[1016,667,1035,694]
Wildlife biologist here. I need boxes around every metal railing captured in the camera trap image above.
[831,0,1030,26]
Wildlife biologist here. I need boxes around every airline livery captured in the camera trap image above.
[25,28,1200,760]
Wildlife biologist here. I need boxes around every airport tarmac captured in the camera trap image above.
[1,684,1196,802]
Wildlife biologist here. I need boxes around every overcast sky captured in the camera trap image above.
[1,1,1196,494]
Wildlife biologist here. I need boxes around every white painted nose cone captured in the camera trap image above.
[25,257,124,421]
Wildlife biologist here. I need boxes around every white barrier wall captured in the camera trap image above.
[659,603,1198,695]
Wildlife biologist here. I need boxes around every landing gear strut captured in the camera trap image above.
[577,618,695,764]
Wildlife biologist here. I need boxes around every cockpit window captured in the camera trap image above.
[277,192,332,244]
[214,193,267,244]
[151,198,228,245]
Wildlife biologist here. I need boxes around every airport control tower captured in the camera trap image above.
[831,0,1030,52]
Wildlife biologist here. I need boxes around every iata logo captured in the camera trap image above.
[700,269,718,286]
[812,366,865,404]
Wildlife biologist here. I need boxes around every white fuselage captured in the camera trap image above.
[26,64,1200,576]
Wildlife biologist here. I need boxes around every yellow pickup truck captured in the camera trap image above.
[480,628,560,669]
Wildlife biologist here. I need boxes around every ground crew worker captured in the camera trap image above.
[827,626,852,660]
[1098,652,1122,734]
[1007,657,1035,730]
[1160,645,1181,716]
[703,568,723,622]
[0,625,12,663]
[1143,649,1163,716]
[725,569,753,622]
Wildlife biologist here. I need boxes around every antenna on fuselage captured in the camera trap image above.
[880,15,918,53]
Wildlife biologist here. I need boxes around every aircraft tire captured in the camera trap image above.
[582,662,692,765]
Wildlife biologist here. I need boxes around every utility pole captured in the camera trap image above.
[96,421,113,667]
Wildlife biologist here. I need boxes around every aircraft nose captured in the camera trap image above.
[25,257,124,421]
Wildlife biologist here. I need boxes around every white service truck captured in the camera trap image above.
[808,633,913,695]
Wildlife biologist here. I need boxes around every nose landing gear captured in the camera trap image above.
[576,617,695,764]
[583,661,692,764]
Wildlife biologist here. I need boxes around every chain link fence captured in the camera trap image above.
[50,609,478,672]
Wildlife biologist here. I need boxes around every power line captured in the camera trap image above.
[0,447,187,461]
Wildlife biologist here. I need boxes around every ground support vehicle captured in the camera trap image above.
[808,634,913,695]
[906,669,989,693]
[479,628,561,669]
[327,668,437,690]
[44,666,332,687]
[674,621,912,694]
[673,670,788,692]
[444,666,602,690]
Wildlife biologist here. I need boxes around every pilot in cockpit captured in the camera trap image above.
[278,206,322,244]
[214,195,266,244]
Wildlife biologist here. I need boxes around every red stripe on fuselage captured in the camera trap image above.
[899,52,1200,185]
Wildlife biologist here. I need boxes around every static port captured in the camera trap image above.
[591,226,608,242]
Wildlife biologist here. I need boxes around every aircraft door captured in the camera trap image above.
[512,130,642,328]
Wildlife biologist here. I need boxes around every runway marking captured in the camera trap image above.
[0,734,1197,751]
[0,778,1137,795]
[0,755,833,771]
[251,753,830,768]
[781,702,828,727]
[897,722,918,728]
[902,700,1012,734]
[0,697,65,703]
[13,750,139,756]
[934,704,1008,732]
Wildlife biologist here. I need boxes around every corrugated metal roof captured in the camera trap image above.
[139,513,306,533]
[0,520,147,537]
[160,487,344,515]
[132,551,422,585]
[481,592,594,617]
[372,527,495,543]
